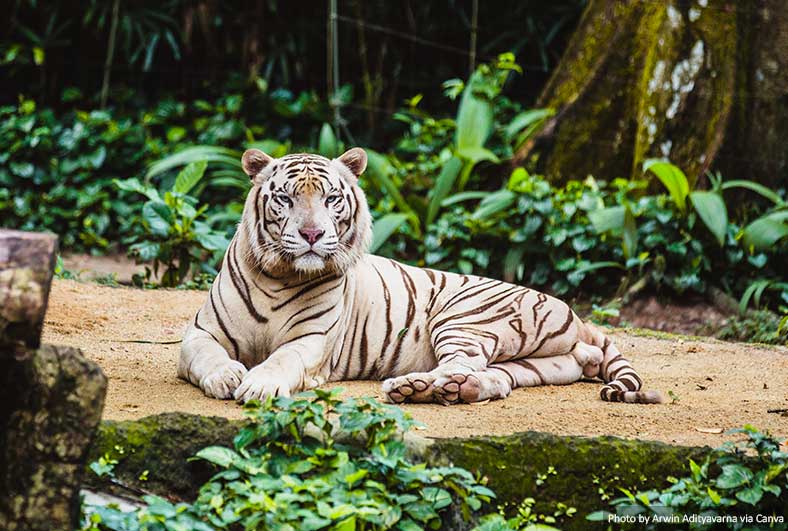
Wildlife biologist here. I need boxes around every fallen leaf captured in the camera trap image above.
[695,427,723,434]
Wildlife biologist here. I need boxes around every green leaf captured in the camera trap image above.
[738,279,770,314]
[622,207,638,259]
[644,159,690,212]
[741,210,788,250]
[143,200,174,237]
[722,180,784,206]
[115,178,161,202]
[194,446,242,468]
[586,511,612,522]
[456,74,493,152]
[194,230,229,252]
[441,191,490,207]
[32,46,45,65]
[318,123,339,158]
[589,206,626,233]
[689,191,727,245]
[371,213,409,254]
[365,149,416,220]
[88,145,107,169]
[735,486,763,505]
[426,156,463,227]
[716,464,753,489]
[130,241,161,261]
[504,108,554,140]
[173,160,207,195]
[146,146,241,180]
[503,245,526,283]
[456,146,499,164]
[471,189,515,220]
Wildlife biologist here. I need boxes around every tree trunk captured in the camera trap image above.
[517,0,787,187]
[0,229,108,531]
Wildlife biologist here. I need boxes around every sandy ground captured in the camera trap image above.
[42,279,788,448]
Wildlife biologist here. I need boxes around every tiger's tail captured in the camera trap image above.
[583,322,663,404]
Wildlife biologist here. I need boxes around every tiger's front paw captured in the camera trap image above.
[199,360,247,399]
[233,367,291,403]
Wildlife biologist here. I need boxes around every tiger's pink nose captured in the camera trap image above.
[299,228,325,245]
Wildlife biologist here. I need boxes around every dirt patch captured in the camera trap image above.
[62,253,142,284]
[43,279,788,447]
[616,295,731,336]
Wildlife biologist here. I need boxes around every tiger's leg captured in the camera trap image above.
[179,323,247,399]
[382,341,491,404]
[433,352,589,404]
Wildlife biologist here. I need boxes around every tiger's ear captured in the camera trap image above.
[242,149,274,180]
[336,147,367,179]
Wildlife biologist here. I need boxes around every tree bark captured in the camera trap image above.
[0,230,108,531]
[517,0,787,187]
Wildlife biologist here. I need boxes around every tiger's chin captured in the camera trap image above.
[293,252,328,273]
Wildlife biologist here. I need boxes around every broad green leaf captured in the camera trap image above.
[707,486,721,504]
[365,149,415,220]
[130,241,160,261]
[318,123,339,158]
[114,178,161,202]
[689,190,727,245]
[455,146,500,164]
[722,180,784,206]
[456,74,493,151]
[143,200,173,237]
[426,156,463,227]
[370,213,409,254]
[146,146,241,179]
[173,160,207,195]
[441,191,490,207]
[193,446,242,468]
[471,189,515,220]
[741,210,788,250]
[589,206,625,233]
[715,464,753,489]
[644,159,690,212]
[622,207,638,259]
[735,486,763,506]
[504,108,554,140]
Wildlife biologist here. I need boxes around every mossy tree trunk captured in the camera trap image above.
[0,229,108,531]
[517,0,787,187]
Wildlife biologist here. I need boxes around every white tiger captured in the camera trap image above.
[178,148,662,405]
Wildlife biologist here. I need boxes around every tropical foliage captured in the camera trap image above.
[81,390,498,531]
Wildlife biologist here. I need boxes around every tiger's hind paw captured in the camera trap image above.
[382,373,435,403]
[434,371,511,405]
[433,373,479,405]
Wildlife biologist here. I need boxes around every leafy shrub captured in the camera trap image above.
[115,161,229,287]
[0,99,144,250]
[587,426,788,529]
[82,390,497,531]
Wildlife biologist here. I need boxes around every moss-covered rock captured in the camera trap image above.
[87,413,239,499]
[429,431,711,530]
[87,413,712,530]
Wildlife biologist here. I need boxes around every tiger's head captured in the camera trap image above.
[239,147,372,275]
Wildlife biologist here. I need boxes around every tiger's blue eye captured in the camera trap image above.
[325,194,342,206]
[276,194,293,207]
